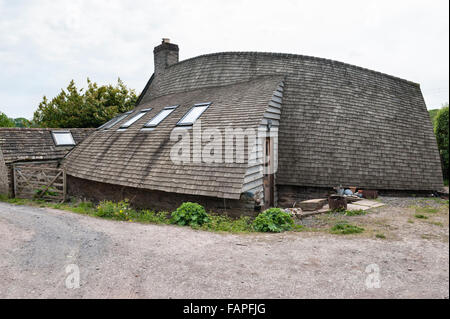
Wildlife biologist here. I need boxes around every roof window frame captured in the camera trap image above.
[51,130,76,146]
[98,111,133,130]
[176,103,211,127]
[143,105,178,129]
[119,108,152,130]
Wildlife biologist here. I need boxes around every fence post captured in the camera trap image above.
[62,169,67,203]
[12,165,17,199]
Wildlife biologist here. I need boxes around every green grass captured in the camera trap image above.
[0,195,255,233]
[344,209,367,216]
[414,214,429,219]
[330,222,364,235]
[415,207,439,214]
[429,221,444,227]
[375,233,386,239]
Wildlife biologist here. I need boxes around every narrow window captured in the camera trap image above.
[144,105,178,128]
[52,131,76,146]
[98,111,133,130]
[120,108,152,129]
[177,103,211,126]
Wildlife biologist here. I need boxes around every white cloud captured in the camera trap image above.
[0,0,448,118]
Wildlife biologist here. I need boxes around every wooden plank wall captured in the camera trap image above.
[242,81,284,206]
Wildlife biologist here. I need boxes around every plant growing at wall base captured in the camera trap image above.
[96,199,132,220]
[171,202,210,227]
[252,208,294,233]
[34,186,58,198]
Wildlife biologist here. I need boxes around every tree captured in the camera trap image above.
[434,103,449,181]
[33,78,138,128]
[0,112,15,127]
[429,108,440,127]
[13,118,33,128]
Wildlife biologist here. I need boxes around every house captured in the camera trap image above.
[63,39,443,214]
[0,128,94,197]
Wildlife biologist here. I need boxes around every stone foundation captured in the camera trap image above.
[67,175,258,218]
[277,184,439,208]
[277,185,334,208]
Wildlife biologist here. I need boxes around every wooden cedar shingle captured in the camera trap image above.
[64,76,284,199]
[0,128,94,163]
[138,51,443,191]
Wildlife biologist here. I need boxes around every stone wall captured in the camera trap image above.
[277,185,334,208]
[0,152,8,195]
[67,175,259,218]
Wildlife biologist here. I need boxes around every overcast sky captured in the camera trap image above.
[0,0,448,119]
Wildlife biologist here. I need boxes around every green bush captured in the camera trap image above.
[171,202,210,227]
[96,199,132,220]
[330,222,364,235]
[253,208,294,233]
[434,105,449,180]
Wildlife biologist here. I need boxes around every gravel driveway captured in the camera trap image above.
[0,201,448,299]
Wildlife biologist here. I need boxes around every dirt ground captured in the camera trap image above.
[0,197,448,299]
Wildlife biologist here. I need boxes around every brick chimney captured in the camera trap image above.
[154,38,179,75]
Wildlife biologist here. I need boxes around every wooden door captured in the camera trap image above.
[263,137,274,208]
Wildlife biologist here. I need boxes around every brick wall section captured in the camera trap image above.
[140,51,443,191]
[67,175,258,217]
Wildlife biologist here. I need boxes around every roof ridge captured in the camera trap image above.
[168,51,419,87]
[140,74,285,107]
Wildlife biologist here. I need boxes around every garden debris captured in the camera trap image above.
[328,195,347,211]
[299,198,327,211]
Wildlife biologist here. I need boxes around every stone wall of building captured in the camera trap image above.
[67,175,259,218]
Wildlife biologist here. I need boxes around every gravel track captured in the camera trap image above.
[0,201,448,299]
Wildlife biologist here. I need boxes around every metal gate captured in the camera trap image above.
[13,165,66,202]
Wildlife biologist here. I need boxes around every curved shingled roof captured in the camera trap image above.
[138,51,443,191]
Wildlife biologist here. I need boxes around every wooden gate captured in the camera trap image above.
[13,165,66,202]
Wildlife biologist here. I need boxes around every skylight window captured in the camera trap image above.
[177,103,211,126]
[144,106,178,128]
[52,131,75,146]
[98,111,133,130]
[120,108,152,129]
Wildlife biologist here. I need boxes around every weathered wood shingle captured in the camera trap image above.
[138,52,443,191]
[0,128,94,163]
[64,76,284,199]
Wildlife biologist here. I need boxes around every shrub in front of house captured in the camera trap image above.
[252,208,294,233]
[96,199,132,221]
[171,202,210,227]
